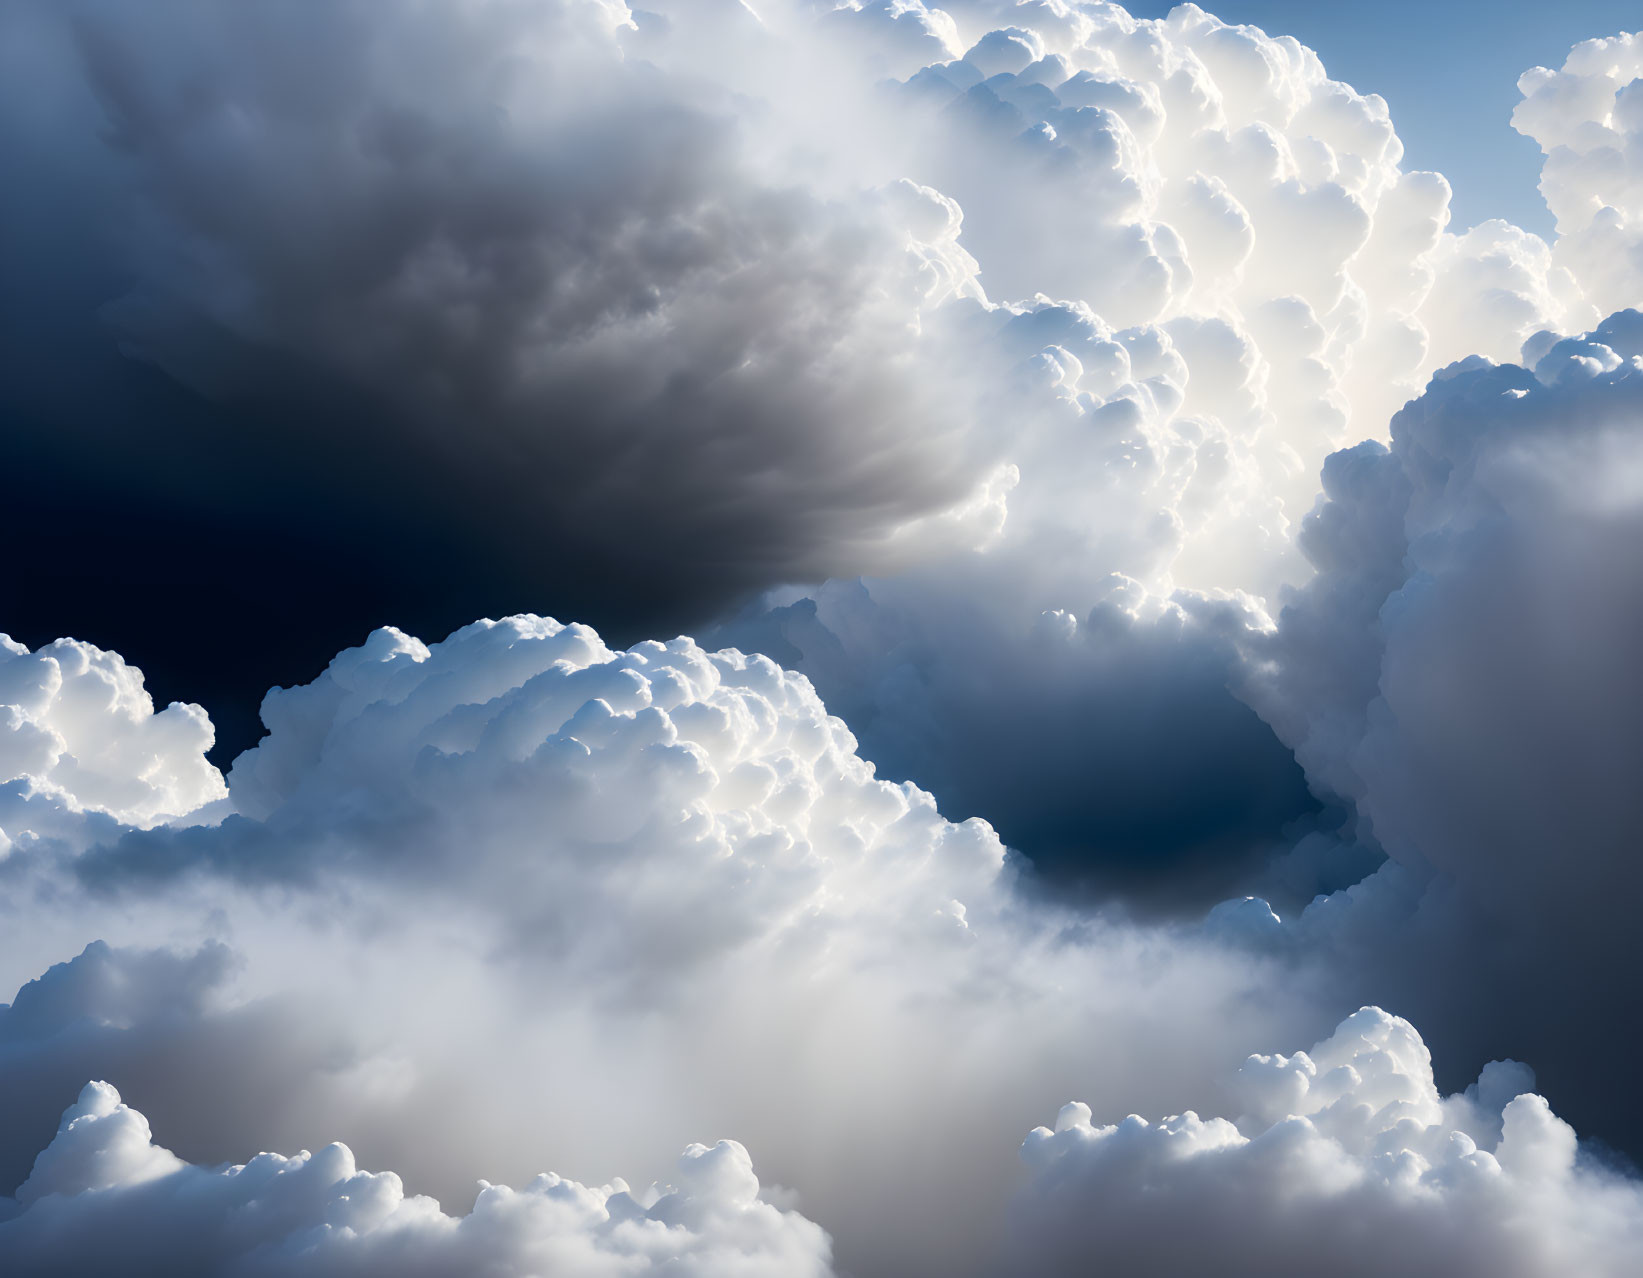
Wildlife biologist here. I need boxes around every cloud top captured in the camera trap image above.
[0,635,223,828]
[1014,1007,1643,1277]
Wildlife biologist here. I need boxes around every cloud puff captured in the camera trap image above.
[1238,309,1643,1149]
[858,0,1591,572]
[1012,1006,1643,1277]
[0,1081,833,1277]
[100,614,1010,975]
[0,635,223,829]
[5,4,1643,1274]
[1515,31,1643,320]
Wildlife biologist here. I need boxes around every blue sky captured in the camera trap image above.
[1131,0,1642,236]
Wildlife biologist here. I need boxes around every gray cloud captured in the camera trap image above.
[0,942,362,1202]
[1237,309,1643,1148]
[44,0,995,591]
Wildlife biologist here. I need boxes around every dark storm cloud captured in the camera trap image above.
[0,0,991,759]
[55,0,988,573]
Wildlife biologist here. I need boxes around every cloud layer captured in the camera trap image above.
[0,615,1313,1277]
[0,1082,833,1277]
[1,0,1616,763]
[10,1008,1638,1278]
[4,3,1643,1276]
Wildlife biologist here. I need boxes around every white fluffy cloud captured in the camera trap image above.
[0,1081,833,1277]
[1516,31,1643,320]
[160,615,1011,970]
[808,0,1599,600]
[1012,1007,1643,1276]
[0,615,1314,1278]
[0,635,224,829]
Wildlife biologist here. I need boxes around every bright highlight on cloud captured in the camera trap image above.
[0,636,224,828]
[3,2,1643,1276]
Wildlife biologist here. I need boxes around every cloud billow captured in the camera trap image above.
[3,2,1643,1274]
[1011,1008,1643,1277]
[0,614,1314,1276]
[2,0,1612,764]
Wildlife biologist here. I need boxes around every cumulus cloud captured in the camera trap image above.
[1237,309,1643,1149]
[854,0,1593,565]
[1011,1006,1643,1277]
[0,1081,833,1277]
[96,615,1011,967]
[0,616,1315,1278]
[1516,31,1643,319]
[700,3,1628,903]
[5,1,1621,865]
[0,634,224,828]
